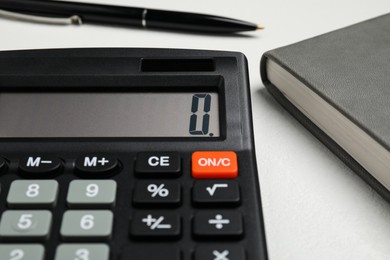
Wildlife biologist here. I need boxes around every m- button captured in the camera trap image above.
[192,151,238,179]
[19,156,62,177]
[135,152,181,178]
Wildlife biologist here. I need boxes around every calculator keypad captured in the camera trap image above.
[0,151,255,259]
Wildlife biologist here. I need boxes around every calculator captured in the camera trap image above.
[0,48,268,260]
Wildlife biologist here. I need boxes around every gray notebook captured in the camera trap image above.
[261,13,390,201]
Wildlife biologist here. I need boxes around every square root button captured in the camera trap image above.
[192,151,238,179]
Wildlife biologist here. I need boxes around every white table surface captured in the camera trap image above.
[1,1,390,259]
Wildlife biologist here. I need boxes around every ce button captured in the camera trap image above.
[135,152,181,178]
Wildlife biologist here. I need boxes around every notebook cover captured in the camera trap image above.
[260,13,390,202]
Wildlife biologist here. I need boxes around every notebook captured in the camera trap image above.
[261,13,390,201]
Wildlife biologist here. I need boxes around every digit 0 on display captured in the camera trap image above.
[189,94,212,136]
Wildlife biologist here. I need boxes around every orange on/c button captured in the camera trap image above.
[192,151,238,179]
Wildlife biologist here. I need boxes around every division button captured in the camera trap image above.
[193,211,243,239]
[135,152,181,178]
[192,180,240,207]
[55,244,109,260]
[121,245,181,260]
[0,210,52,241]
[67,180,117,208]
[0,244,45,260]
[133,181,181,207]
[130,212,181,239]
[60,210,113,241]
[194,245,246,260]
[75,154,119,177]
[192,151,238,179]
[19,156,62,177]
[7,180,59,208]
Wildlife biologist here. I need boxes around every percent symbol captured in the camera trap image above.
[147,184,169,197]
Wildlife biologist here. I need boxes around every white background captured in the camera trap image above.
[1,1,390,259]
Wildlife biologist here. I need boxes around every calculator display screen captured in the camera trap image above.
[0,92,220,138]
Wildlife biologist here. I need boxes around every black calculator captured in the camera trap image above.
[0,48,268,260]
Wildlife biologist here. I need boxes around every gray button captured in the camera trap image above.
[7,180,59,208]
[67,180,116,208]
[55,244,109,260]
[60,210,113,240]
[0,210,52,240]
[0,244,45,260]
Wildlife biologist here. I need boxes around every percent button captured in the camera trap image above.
[147,184,169,197]
[133,181,181,207]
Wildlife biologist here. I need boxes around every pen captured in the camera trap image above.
[0,0,264,33]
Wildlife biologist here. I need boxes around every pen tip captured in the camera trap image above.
[256,25,265,30]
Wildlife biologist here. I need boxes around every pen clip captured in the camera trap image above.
[0,9,82,25]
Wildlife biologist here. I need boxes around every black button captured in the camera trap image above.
[133,181,181,208]
[193,211,243,239]
[130,211,181,239]
[0,157,7,174]
[194,245,246,260]
[135,152,181,178]
[121,245,181,260]
[75,154,119,177]
[19,156,62,177]
[193,180,240,207]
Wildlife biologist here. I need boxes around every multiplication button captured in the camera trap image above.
[67,180,117,208]
[0,244,45,260]
[0,210,52,241]
[7,180,59,208]
[194,245,246,260]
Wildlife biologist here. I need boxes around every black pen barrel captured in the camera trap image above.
[0,0,259,33]
[0,0,144,26]
[146,10,258,33]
